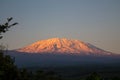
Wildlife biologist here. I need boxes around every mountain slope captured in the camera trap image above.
[17,38,112,55]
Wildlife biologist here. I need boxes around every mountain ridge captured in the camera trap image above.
[16,38,113,55]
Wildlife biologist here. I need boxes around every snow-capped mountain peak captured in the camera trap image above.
[17,38,112,55]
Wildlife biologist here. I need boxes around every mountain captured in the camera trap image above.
[8,38,120,67]
[16,38,113,55]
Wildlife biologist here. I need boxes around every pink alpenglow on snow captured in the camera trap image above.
[17,38,113,55]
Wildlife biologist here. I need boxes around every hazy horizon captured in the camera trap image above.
[0,0,120,54]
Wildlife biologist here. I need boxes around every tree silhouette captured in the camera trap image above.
[86,72,102,80]
[0,17,18,39]
[0,17,19,80]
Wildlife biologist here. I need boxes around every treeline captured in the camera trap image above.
[1,50,120,80]
[0,50,61,80]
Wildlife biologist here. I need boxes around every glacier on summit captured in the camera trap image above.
[17,38,112,55]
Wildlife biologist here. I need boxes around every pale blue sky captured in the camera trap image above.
[0,0,120,53]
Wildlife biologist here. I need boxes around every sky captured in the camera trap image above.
[0,0,120,54]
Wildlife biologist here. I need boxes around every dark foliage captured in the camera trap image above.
[0,17,18,39]
[0,51,20,80]
[85,72,102,80]
[0,49,62,80]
